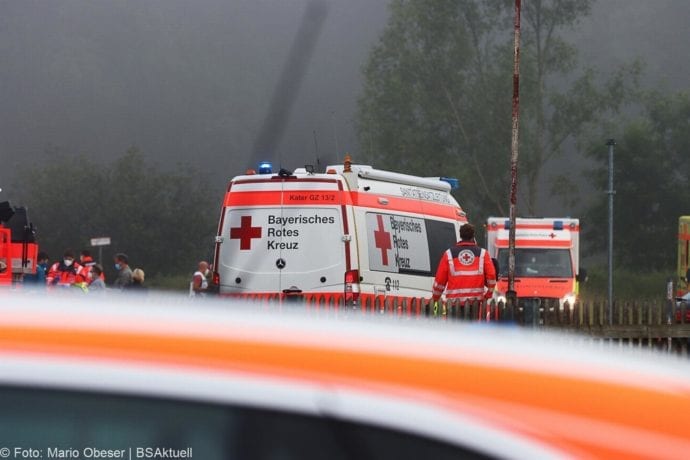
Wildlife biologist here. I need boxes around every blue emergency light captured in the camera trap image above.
[440,177,460,190]
[258,161,273,174]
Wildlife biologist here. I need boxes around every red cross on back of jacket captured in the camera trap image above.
[432,241,497,302]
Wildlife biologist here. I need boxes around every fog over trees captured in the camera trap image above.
[0,0,389,189]
[1,0,689,282]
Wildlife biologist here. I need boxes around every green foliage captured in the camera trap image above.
[580,266,675,301]
[148,273,192,292]
[583,92,690,271]
[13,147,218,286]
[358,0,512,220]
[357,0,638,223]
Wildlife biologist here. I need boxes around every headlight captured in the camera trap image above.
[561,293,577,307]
[493,291,507,304]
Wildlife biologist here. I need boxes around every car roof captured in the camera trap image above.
[2,292,690,458]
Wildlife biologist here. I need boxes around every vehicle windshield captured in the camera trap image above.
[497,248,572,278]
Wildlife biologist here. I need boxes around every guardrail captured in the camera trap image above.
[232,293,690,354]
[231,293,690,329]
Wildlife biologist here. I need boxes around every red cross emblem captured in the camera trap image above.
[230,215,262,250]
[458,249,475,266]
[373,215,392,265]
[549,232,556,239]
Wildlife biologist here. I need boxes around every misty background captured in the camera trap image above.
[0,0,689,287]
[0,0,389,192]
[2,1,688,194]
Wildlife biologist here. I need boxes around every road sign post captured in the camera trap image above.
[90,237,111,267]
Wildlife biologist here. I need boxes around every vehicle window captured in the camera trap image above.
[366,212,457,276]
[0,386,494,459]
[497,248,573,278]
[425,219,458,272]
[336,420,493,460]
[0,386,232,459]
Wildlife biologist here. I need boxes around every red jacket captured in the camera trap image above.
[432,241,496,302]
[46,261,86,287]
[80,256,105,284]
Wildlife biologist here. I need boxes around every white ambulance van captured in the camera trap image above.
[212,157,468,306]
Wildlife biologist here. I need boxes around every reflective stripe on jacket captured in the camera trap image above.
[432,242,497,302]
[46,261,86,287]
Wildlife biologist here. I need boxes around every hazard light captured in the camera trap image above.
[258,161,273,174]
[209,271,220,295]
[344,269,360,305]
[344,269,359,284]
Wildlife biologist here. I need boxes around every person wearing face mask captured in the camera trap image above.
[113,253,133,289]
[46,249,86,288]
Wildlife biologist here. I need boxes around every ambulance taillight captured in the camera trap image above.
[344,269,360,304]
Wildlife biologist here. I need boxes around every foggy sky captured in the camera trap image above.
[0,0,389,194]
[1,0,689,206]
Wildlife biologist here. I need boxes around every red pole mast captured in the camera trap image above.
[507,0,521,305]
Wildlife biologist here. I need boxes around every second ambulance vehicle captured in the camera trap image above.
[486,217,584,308]
[212,157,467,305]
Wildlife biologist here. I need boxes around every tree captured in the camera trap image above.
[357,0,638,224]
[13,147,218,285]
[358,0,510,219]
[583,91,690,270]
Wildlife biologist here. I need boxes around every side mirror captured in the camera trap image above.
[0,201,15,223]
[576,268,588,283]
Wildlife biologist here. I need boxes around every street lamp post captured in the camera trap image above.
[606,139,616,325]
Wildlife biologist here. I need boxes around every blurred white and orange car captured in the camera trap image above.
[1,293,690,459]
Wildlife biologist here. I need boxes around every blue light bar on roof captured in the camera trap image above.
[258,161,273,174]
[440,177,459,190]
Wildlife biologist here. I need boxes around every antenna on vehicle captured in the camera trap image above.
[331,110,339,163]
[312,130,321,171]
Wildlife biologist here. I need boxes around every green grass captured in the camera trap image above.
[145,273,190,293]
[580,267,676,301]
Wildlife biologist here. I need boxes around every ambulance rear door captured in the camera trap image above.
[216,176,348,297]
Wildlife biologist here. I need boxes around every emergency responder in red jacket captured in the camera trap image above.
[46,249,86,288]
[432,223,496,305]
[79,249,104,284]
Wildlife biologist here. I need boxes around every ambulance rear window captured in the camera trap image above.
[426,220,458,272]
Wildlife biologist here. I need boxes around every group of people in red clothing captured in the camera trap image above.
[43,249,145,294]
